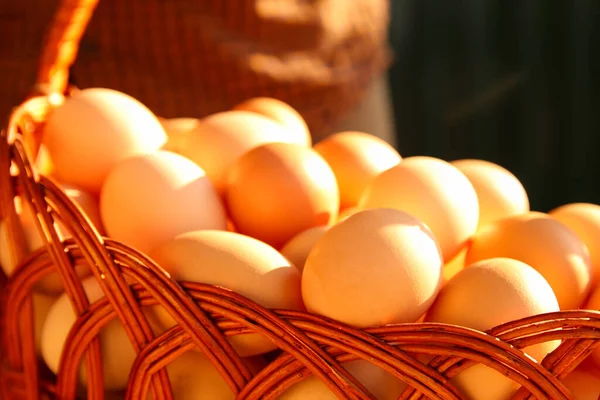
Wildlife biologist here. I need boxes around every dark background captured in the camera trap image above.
[388,0,600,213]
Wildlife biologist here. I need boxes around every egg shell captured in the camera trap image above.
[314,131,401,209]
[226,218,237,233]
[171,110,299,197]
[280,225,329,272]
[35,144,55,176]
[160,118,203,154]
[233,97,312,147]
[302,208,443,328]
[100,150,227,254]
[42,88,167,194]
[158,351,235,400]
[465,212,593,310]
[359,156,479,262]
[425,257,561,400]
[549,203,600,285]
[277,359,406,400]
[336,206,360,223]
[40,276,160,389]
[148,230,304,356]
[0,185,102,295]
[560,364,600,400]
[105,355,265,400]
[33,293,58,355]
[451,159,529,228]
[442,246,468,285]
[226,142,339,249]
[59,183,105,235]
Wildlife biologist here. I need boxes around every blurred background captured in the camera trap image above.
[387,0,600,212]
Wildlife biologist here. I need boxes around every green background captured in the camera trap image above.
[388,0,600,212]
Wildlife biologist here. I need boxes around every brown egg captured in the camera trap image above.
[278,359,406,400]
[233,97,312,147]
[0,183,102,296]
[302,208,443,328]
[561,363,600,400]
[41,276,159,389]
[465,212,593,310]
[226,142,339,249]
[167,110,300,196]
[451,159,529,228]
[360,156,479,262]
[148,230,304,356]
[100,151,226,254]
[36,144,55,176]
[549,203,600,285]
[159,351,235,400]
[160,117,202,153]
[425,257,560,400]
[60,183,105,234]
[33,293,58,355]
[109,355,266,400]
[226,218,237,233]
[314,131,401,209]
[42,88,167,194]
[336,207,360,223]
[280,225,329,272]
[442,246,468,285]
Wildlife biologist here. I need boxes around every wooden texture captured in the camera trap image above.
[0,0,391,140]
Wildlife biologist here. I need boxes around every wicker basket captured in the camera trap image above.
[2,0,600,399]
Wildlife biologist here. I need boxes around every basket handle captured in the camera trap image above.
[35,0,99,95]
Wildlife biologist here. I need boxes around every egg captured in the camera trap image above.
[100,151,226,254]
[169,110,300,196]
[442,246,468,285]
[226,142,339,249]
[425,257,560,400]
[160,118,202,154]
[560,364,600,400]
[160,117,201,136]
[302,208,443,328]
[158,351,235,400]
[40,276,157,389]
[226,218,237,233]
[42,88,167,194]
[35,144,54,176]
[106,355,266,400]
[148,230,304,356]
[451,159,529,228]
[233,97,312,147]
[0,183,102,295]
[465,212,593,310]
[33,293,58,355]
[314,131,401,209]
[549,203,600,285]
[359,156,479,262]
[277,359,406,400]
[336,207,359,223]
[280,225,329,272]
[60,183,105,234]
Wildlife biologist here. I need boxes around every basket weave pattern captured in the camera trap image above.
[1,1,600,399]
[0,0,391,141]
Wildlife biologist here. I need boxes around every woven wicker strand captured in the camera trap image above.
[0,0,599,399]
[35,0,99,96]
[1,138,390,399]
